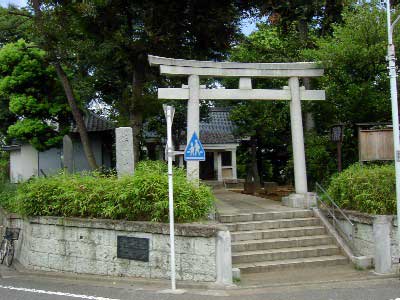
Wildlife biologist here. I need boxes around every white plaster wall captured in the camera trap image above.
[9,150,21,183]
[10,145,39,182]
[21,144,39,180]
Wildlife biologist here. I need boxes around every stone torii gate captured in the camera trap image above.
[148,55,325,207]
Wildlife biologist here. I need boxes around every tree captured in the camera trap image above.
[305,3,397,166]
[29,0,99,169]
[33,0,243,165]
[0,40,70,150]
[0,7,32,46]
[227,24,303,187]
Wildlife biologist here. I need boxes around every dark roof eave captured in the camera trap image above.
[1,144,21,151]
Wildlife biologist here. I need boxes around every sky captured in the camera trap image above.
[0,0,25,8]
[0,0,258,36]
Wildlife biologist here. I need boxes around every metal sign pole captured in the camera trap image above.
[386,0,400,265]
[164,105,176,290]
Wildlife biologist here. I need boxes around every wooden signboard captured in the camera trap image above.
[359,129,394,161]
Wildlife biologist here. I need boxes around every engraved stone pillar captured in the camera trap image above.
[116,127,135,177]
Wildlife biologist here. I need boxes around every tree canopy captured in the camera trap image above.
[0,40,69,150]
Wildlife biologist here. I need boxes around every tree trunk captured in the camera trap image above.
[31,0,98,170]
[129,110,143,166]
[250,137,261,189]
[256,137,264,186]
[302,77,315,131]
[129,59,146,166]
[55,64,99,170]
[298,19,315,132]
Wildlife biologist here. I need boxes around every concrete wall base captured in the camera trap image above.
[0,209,232,284]
[282,193,317,209]
[232,268,240,281]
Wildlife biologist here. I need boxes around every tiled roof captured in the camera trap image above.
[71,111,115,133]
[199,107,237,144]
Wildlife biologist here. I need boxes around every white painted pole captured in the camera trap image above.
[165,105,176,290]
[289,77,308,194]
[386,0,400,265]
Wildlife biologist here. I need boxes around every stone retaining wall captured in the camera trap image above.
[333,210,399,263]
[0,209,232,283]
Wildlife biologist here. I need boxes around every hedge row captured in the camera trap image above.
[0,160,215,223]
[326,163,396,215]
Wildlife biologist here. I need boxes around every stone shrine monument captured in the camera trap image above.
[115,127,135,177]
[148,55,325,208]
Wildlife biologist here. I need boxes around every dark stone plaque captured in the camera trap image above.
[117,236,149,262]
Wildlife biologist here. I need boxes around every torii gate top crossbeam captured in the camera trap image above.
[148,55,324,78]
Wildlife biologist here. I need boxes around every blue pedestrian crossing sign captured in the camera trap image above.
[184,132,205,161]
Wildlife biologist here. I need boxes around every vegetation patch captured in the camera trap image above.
[1,161,214,223]
[326,163,396,215]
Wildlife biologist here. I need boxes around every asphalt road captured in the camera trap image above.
[0,264,399,300]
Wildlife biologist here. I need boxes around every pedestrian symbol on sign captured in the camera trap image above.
[184,132,205,161]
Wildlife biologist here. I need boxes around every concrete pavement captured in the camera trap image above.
[213,187,292,215]
[0,260,399,300]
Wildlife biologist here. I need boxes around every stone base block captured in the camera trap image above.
[282,193,317,209]
[352,256,373,269]
[232,268,240,281]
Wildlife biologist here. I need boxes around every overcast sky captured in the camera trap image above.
[0,0,258,35]
[0,0,25,7]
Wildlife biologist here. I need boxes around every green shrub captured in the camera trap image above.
[13,160,215,223]
[0,152,9,183]
[0,182,17,212]
[326,163,396,214]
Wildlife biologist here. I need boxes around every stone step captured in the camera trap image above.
[232,235,334,252]
[225,217,321,232]
[231,226,326,242]
[232,244,340,264]
[219,210,313,223]
[235,255,348,273]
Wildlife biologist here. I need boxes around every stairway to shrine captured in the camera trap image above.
[219,209,348,273]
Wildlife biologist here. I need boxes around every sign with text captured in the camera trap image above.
[117,236,149,262]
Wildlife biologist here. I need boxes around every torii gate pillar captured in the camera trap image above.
[289,77,308,194]
[187,75,200,184]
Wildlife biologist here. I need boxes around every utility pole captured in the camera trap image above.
[386,0,400,264]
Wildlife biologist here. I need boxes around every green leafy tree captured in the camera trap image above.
[0,40,69,150]
[227,24,303,187]
[0,7,32,46]
[28,0,101,169]
[305,3,397,167]
[28,0,243,165]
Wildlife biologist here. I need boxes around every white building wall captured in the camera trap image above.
[20,144,39,181]
[9,150,21,183]
[10,145,39,183]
